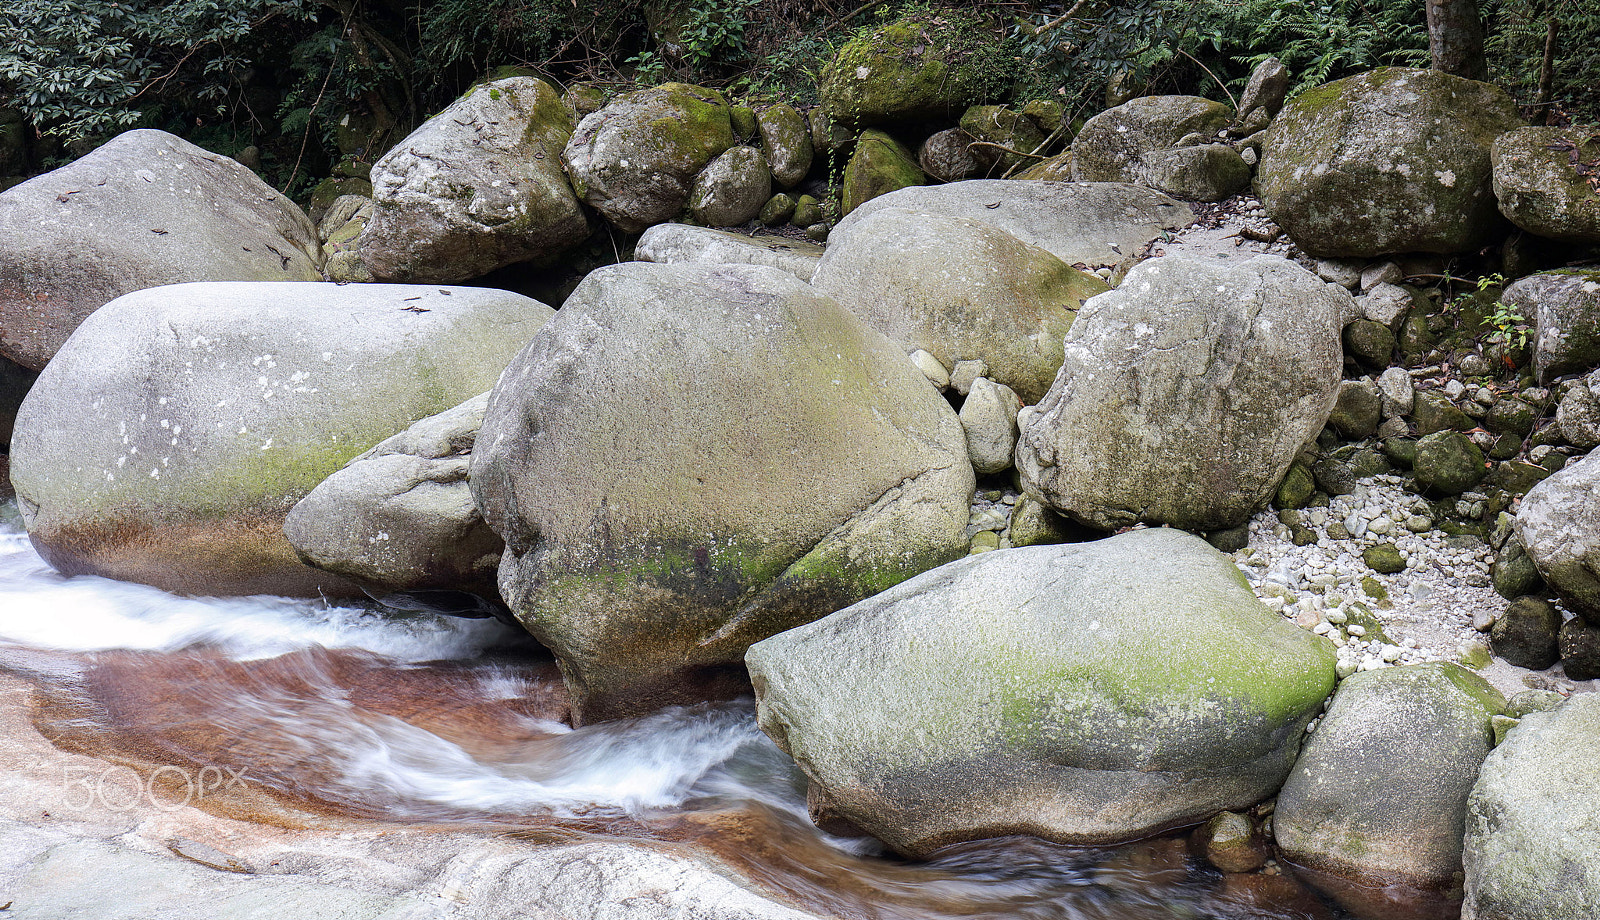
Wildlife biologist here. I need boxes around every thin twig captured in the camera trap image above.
[968,139,1049,160]
[1173,46,1237,111]
[284,31,342,194]
[1032,0,1089,36]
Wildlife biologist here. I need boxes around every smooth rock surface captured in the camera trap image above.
[746,528,1336,856]
[1017,255,1348,531]
[11,282,550,597]
[1258,68,1521,257]
[635,224,824,283]
[689,146,771,227]
[359,77,590,283]
[811,207,1107,405]
[0,129,322,370]
[756,104,814,189]
[1072,96,1233,187]
[1502,268,1600,384]
[1517,448,1600,622]
[830,180,1190,269]
[471,262,973,724]
[958,377,1022,475]
[840,129,924,216]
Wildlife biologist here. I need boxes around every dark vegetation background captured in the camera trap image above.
[0,0,1596,202]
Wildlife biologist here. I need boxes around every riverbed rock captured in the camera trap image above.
[1135,144,1252,202]
[1236,57,1290,125]
[10,282,550,597]
[1516,449,1600,622]
[1464,694,1600,920]
[840,130,924,215]
[284,393,503,604]
[1257,68,1521,257]
[817,17,987,130]
[470,262,973,724]
[689,146,771,227]
[1072,96,1232,187]
[746,527,1336,856]
[1275,663,1503,918]
[918,129,977,183]
[359,77,590,283]
[1328,378,1382,439]
[1016,254,1347,532]
[1413,430,1487,495]
[810,207,1107,404]
[635,224,824,283]
[0,129,323,370]
[756,104,813,189]
[563,83,733,233]
[958,377,1022,475]
[959,106,1047,175]
[1501,268,1600,384]
[832,180,1189,269]
[1490,596,1561,670]
[1491,127,1600,244]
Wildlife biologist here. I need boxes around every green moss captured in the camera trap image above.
[1439,661,1508,715]
[841,128,924,215]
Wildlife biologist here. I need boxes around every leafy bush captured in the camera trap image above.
[1483,0,1600,123]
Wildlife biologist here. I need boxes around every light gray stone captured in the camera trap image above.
[1378,366,1416,417]
[1358,282,1414,330]
[1492,128,1600,244]
[1017,254,1348,532]
[958,377,1022,475]
[0,129,322,370]
[1503,269,1600,384]
[746,528,1336,856]
[1517,448,1600,622]
[635,224,823,283]
[1072,96,1233,186]
[689,146,771,227]
[756,104,813,189]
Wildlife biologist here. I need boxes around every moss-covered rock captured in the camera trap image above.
[1275,460,1317,509]
[1412,390,1475,435]
[959,105,1047,175]
[563,82,734,233]
[1276,663,1503,916]
[1072,95,1232,187]
[812,207,1106,404]
[1328,378,1382,439]
[361,77,590,283]
[746,528,1337,856]
[1414,430,1487,495]
[756,103,814,188]
[1363,542,1406,574]
[840,129,925,216]
[1138,144,1252,202]
[1259,68,1522,257]
[308,176,374,225]
[688,145,771,227]
[9,282,552,597]
[1013,150,1075,180]
[758,193,796,227]
[1342,319,1396,367]
[1491,127,1600,244]
[1490,596,1560,670]
[470,262,973,724]
[818,14,998,130]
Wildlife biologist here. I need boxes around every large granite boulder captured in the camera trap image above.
[1016,255,1348,532]
[1274,663,1504,919]
[0,129,322,370]
[811,207,1107,404]
[1464,694,1600,920]
[746,528,1337,856]
[635,224,823,283]
[831,180,1189,269]
[1258,68,1522,257]
[1491,127,1600,244]
[10,282,552,597]
[817,16,989,130]
[563,83,734,233]
[1516,448,1600,622]
[688,146,771,227]
[470,262,973,724]
[284,393,503,605]
[1071,96,1232,184]
[1502,268,1600,383]
[359,77,590,284]
[1136,144,1252,202]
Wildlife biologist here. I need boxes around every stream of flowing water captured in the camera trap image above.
[0,501,1345,919]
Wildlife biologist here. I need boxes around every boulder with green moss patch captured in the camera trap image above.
[688,146,770,227]
[563,82,734,233]
[470,262,973,724]
[959,106,1047,175]
[756,104,813,189]
[1258,68,1521,257]
[811,207,1107,405]
[1017,255,1349,532]
[1275,663,1504,918]
[360,76,590,283]
[840,129,924,215]
[1071,96,1232,186]
[746,527,1336,856]
[1502,268,1600,384]
[1492,128,1600,245]
[818,15,995,130]
[10,282,551,597]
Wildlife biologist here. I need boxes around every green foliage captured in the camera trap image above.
[1012,1,1202,111]
[1483,0,1600,123]
[0,0,312,141]
[1205,0,1429,96]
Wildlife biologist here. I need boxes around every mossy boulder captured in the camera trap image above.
[308,176,373,225]
[1490,596,1561,670]
[811,207,1107,404]
[688,146,771,227]
[1364,542,1406,574]
[1071,95,1232,184]
[470,262,974,724]
[360,76,590,284]
[1516,449,1600,623]
[1275,663,1504,917]
[563,82,734,233]
[1465,695,1600,919]
[1328,378,1382,439]
[1136,144,1252,202]
[10,282,552,597]
[840,129,925,216]
[756,104,814,189]
[746,528,1337,856]
[1013,151,1075,181]
[1491,127,1600,244]
[918,128,978,183]
[1258,68,1522,257]
[1343,318,1396,367]
[1502,268,1600,384]
[1414,430,1487,495]
[819,16,993,130]
[1017,255,1349,532]
[1413,390,1475,435]
[0,130,324,371]
[959,105,1047,175]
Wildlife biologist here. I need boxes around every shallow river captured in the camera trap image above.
[0,502,1344,919]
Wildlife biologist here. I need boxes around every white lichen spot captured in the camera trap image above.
[1434,169,1456,187]
[260,438,273,451]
